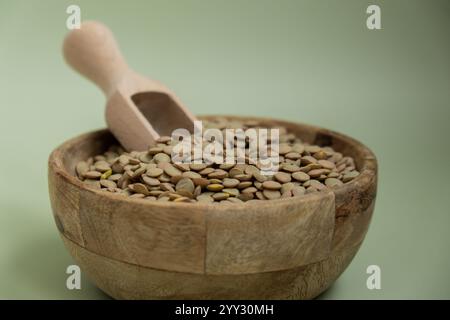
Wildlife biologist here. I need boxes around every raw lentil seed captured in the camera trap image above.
[76,118,358,203]
[262,181,282,190]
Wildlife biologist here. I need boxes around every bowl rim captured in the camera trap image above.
[48,115,377,211]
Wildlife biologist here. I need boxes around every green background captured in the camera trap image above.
[0,0,449,299]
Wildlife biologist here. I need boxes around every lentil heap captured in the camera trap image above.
[75,118,360,203]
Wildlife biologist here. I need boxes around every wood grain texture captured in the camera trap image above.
[205,191,335,274]
[48,115,378,299]
[63,21,197,151]
[48,169,83,245]
[62,234,361,300]
[78,188,207,273]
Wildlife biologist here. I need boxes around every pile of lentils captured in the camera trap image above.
[75,118,360,204]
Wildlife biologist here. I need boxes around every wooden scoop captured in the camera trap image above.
[63,21,197,151]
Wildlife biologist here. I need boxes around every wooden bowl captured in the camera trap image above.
[48,115,377,299]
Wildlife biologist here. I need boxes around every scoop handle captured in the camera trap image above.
[63,21,129,97]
